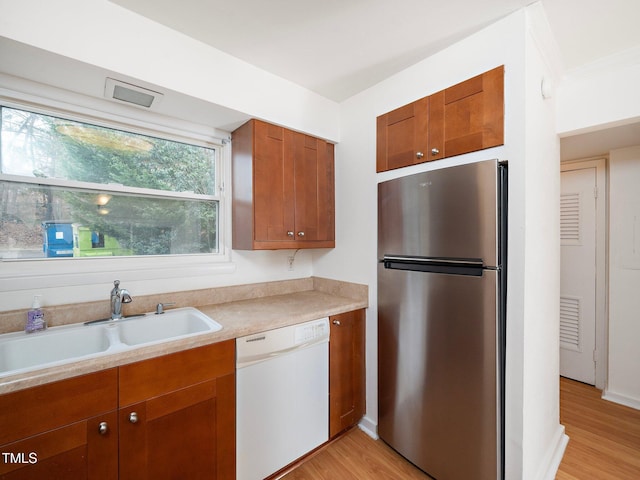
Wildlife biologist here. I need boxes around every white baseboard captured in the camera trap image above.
[602,389,640,410]
[535,425,569,480]
[357,415,378,440]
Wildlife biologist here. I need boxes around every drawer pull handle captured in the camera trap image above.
[129,412,138,424]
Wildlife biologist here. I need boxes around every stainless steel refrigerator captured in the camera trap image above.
[378,159,506,480]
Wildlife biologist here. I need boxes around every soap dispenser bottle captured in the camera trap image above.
[25,295,46,333]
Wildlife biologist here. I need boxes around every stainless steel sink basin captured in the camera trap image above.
[117,307,222,346]
[0,307,222,377]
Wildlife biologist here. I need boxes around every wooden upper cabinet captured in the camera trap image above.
[253,121,289,243]
[434,65,504,158]
[376,66,504,172]
[232,119,335,250]
[376,97,429,172]
[289,130,335,244]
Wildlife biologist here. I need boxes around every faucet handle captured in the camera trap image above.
[155,302,176,314]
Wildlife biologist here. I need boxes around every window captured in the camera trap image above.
[0,106,221,260]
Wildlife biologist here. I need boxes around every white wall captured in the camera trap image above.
[556,46,640,137]
[0,0,338,311]
[313,4,564,479]
[606,145,640,409]
[555,25,640,411]
[521,5,567,478]
[0,0,340,142]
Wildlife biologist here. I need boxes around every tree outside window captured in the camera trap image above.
[0,106,219,259]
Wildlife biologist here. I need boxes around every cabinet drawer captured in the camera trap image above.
[119,341,234,406]
[0,368,118,445]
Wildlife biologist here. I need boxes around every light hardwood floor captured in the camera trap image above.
[281,377,640,479]
[280,427,432,480]
[556,377,640,479]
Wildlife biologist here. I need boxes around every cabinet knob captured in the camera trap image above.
[287,231,294,237]
[332,320,341,326]
[431,148,440,156]
[129,412,138,424]
[297,231,305,237]
[98,422,109,435]
[416,151,424,159]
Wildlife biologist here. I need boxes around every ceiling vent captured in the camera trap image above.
[104,78,164,109]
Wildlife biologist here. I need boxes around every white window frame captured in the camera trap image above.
[0,88,234,294]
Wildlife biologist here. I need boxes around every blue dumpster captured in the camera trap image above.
[42,222,74,257]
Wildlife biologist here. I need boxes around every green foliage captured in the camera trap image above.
[1,107,218,256]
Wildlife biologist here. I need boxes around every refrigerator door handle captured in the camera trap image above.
[381,255,484,276]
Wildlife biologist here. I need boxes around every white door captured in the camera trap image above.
[560,166,598,385]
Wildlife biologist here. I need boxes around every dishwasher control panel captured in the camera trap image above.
[236,317,329,369]
[294,320,329,345]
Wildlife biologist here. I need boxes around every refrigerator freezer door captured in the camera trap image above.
[378,159,500,267]
[378,265,498,480]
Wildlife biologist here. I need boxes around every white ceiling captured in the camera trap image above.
[1,1,639,157]
[105,0,640,159]
[110,0,536,102]
[108,0,640,102]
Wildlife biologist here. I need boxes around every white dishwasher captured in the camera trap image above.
[236,317,329,480]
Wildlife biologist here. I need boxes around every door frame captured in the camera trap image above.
[560,157,607,389]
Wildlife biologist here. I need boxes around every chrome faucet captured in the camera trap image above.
[110,280,132,320]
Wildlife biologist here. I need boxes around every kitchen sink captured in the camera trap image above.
[0,307,222,377]
[117,307,222,346]
[0,324,111,376]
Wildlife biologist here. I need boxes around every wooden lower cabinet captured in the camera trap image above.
[0,369,118,480]
[0,412,119,480]
[329,309,366,438]
[0,341,235,480]
[118,341,235,480]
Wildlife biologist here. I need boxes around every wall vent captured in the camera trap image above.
[560,296,581,351]
[104,78,164,109]
[560,192,581,244]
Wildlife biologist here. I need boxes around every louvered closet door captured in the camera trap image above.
[560,167,597,385]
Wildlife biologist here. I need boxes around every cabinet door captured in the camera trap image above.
[329,309,366,438]
[376,97,429,172]
[0,412,118,480]
[119,380,215,480]
[232,119,335,250]
[118,342,235,480]
[253,120,293,243]
[431,65,504,158]
[0,369,118,480]
[289,130,335,243]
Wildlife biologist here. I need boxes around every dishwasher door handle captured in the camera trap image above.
[236,338,328,369]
